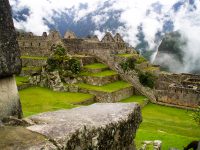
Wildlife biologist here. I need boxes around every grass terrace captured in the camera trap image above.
[136,56,147,64]
[21,56,47,60]
[136,104,200,150]
[22,66,42,71]
[15,76,29,86]
[77,81,132,93]
[19,86,94,117]
[116,53,138,58]
[120,95,148,106]
[83,63,108,70]
[81,70,118,77]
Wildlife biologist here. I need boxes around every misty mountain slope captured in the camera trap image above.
[154,31,200,74]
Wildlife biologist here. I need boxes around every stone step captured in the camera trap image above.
[83,63,109,73]
[77,81,134,102]
[81,70,119,86]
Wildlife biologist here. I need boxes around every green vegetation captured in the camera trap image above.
[135,104,200,150]
[19,86,94,117]
[46,45,81,77]
[120,58,136,72]
[15,76,29,86]
[81,70,118,77]
[77,81,132,93]
[144,66,159,72]
[116,53,138,58]
[191,106,200,126]
[139,72,156,88]
[136,56,147,64]
[21,56,47,60]
[22,66,42,71]
[84,63,108,70]
[120,95,148,106]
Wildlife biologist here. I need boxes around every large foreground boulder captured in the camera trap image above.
[19,103,141,150]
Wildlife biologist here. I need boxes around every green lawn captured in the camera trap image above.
[22,66,42,71]
[136,56,147,64]
[120,95,148,106]
[19,87,94,117]
[81,70,118,77]
[84,63,108,69]
[21,56,47,60]
[15,76,29,86]
[77,81,132,93]
[116,53,138,58]
[135,104,200,150]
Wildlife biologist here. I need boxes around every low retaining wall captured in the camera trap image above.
[83,74,119,86]
[79,86,134,102]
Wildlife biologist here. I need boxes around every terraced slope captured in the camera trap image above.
[77,62,138,102]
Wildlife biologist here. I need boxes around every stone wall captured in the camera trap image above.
[155,72,200,108]
[17,30,62,57]
[0,0,22,119]
[79,86,134,102]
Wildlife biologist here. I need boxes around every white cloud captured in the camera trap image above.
[10,0,200,73]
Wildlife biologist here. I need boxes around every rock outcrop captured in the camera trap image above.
[24,103,141,150]
[0,0,21,77]
[0,0,22,119]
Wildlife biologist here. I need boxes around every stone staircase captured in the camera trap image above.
[77,62,137,103]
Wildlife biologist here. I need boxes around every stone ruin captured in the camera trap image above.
[155,73,200,108]
[0,1,143,149]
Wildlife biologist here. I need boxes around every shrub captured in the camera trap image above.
[139,72,156,88]
[46,45,81,76]
[120,58,136,72]
[192,106,200,126]
[68,58,81,74]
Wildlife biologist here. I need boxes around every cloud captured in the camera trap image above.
[10,0,200,73]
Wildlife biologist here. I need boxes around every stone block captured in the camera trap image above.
[27,103,142,150]
[0,76,22,119]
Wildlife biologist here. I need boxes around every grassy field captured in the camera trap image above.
[15,76,29,86]
[81,70,118,77]
[116,53,138,58]
[19,87,94,117]
[120,95,148,106]
[77,81,132,92]
[18,85,199,149]
[120,97,200,150]
[21,56,47,60]
[84,63,108,69]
